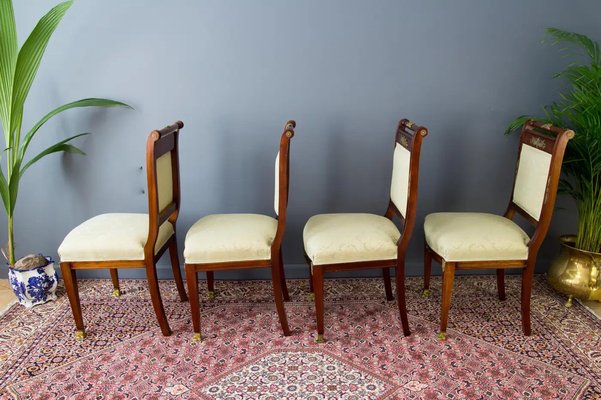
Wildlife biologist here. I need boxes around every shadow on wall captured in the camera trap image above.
[213,121,274,213]
[323,122,347,212]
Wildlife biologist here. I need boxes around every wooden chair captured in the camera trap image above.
[184,120,296,342]
[303,119,428,343]
[423,121,574,340]
[58,121,188,339]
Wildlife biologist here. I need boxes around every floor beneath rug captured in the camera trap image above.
[0,275,599,399]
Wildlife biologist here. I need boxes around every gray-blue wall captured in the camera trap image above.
[2,1,598,279]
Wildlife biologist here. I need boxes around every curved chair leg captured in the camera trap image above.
[395,260,411,336]
[278,249,290,301]
[382,267,394,301]
[313,265,325,343]
[168,240,188,302]
[206,271,215,300]
[305,253,314,294]
[439,262,456,340]
[145,260,172,336]
[185,265,202,342]
[496,269,506,301]
[109,269,121,297]
[271,256,291,336]
[61,263,86,340]
[305,253,315,302]
[423,241,432,298]
[521,264,535,336]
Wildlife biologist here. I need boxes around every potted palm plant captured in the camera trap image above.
[1,0,129,307]
[507,28,601,306]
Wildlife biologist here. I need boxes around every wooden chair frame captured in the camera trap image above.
[423,121,574,339]
[61,121,188,339]
[185,120,296,342]
[305,119,428,343]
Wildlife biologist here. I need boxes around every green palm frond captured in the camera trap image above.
[0,0,17,144]
[10,1,73,133]
[0,1,130,264]
[545,27,600,65]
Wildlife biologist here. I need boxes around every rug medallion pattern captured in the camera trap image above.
[0,276,598,399]
[199,349,397,399]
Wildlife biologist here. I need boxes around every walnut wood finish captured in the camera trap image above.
[185,121,296,340]
[60,122,188,339]
[423,121,574,339]
[306,119,428,341]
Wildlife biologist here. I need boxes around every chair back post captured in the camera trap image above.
[144,121,184,258]
[387,119,428,253]
[504,120,574,260]
[271,120,296,252]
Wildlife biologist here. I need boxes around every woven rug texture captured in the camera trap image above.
[0,275,599,399]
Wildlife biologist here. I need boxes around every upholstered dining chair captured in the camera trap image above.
[184,120,296,342]
[303,119,428,343]
[423,121,574,340]
[58,121,188,339]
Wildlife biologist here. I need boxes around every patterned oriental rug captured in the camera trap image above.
[0,275,599,399]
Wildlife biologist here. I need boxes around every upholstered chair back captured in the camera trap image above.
[156,152,174,213]
[512,143,552,221]
[145,121,183,255]
[274,151,280,215]
[390,142,411,218]
[509,121,574,225]
[273,121,296,217]
[389,120,428,221]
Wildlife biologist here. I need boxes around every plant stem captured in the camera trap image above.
[7,215,15,265]
[576,180,601,253]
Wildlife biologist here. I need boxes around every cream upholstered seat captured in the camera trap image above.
[184,214,277,264]
[304,213,401,265]
[58,122,188,340]
[423,121,574,340]
[303,119,428,343]
[424,213,529,262]
[59,214,174,261]
[184,121,296,341]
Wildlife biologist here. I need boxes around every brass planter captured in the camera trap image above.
[548,235,601,307]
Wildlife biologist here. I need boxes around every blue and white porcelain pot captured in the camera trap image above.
[8,256,58,308]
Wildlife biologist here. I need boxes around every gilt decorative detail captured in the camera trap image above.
[530,137,547,150]
[400,136,409,148]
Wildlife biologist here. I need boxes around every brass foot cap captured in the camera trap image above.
[308,293,315,301]
[192,333,202,342]
[112,289,121,297]
[208,291,215,300]
[315,334,325,344]
[565,296,574,308]
[422,289,431,298]
[437,331,446,341]
[75,330,86,341]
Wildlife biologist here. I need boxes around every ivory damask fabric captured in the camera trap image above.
[58,213,174,261]
[512,144,552,220]
[184,213,278,263]
[304,213,400,265]
[156,152,174,213]
[274,152,280,215]
[390,143,411,217]
[424,212,530,262]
